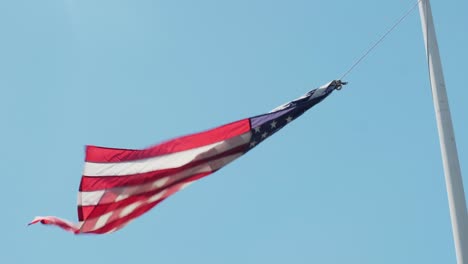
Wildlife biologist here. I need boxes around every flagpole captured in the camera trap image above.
[418,1,468,263]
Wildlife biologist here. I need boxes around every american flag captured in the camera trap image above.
[29,80,342,234]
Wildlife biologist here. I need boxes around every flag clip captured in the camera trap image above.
[334,80,348,90]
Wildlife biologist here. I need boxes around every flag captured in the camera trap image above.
[29,80,343,234]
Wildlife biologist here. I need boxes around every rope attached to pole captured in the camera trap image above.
[338,0,422,81]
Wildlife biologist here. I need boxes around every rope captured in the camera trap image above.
[339,0,422,80]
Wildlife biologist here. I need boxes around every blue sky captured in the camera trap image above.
[2,0,467,263]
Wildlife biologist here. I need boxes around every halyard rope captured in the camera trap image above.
[339,0,422,81]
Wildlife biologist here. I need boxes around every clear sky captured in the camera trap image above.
[2,0,467,263]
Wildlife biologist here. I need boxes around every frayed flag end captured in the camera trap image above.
[28,216,81,234]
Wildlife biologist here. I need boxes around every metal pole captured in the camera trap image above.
[418,1,468,263]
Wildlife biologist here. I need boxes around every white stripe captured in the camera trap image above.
[115,194,129,202]
[78,153,244,206]
[93,211,113,231]
[180,182,193,190]
[310,81,333,99]
[147,190,166,203]
[310,87,326,99]
[83,132,251,177]
[78,190,105,206]
[153,177,169,188]
[119,201,143,218]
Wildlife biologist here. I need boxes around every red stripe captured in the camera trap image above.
[78,173,208,221]
[78,206,94,221]
[86,178,194,234]
[80,144,248,191]
[86,199,163,234]
[79,169,212,220]
[78,190,158,222]
[85,119,250,163]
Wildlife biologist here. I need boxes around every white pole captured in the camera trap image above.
[418,1,468,263]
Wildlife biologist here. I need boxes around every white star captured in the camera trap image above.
[286,116,293,123]
[250,141,257,147]
[261,132,268,138]
[254,126,261,133]
[270,120,277,129]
